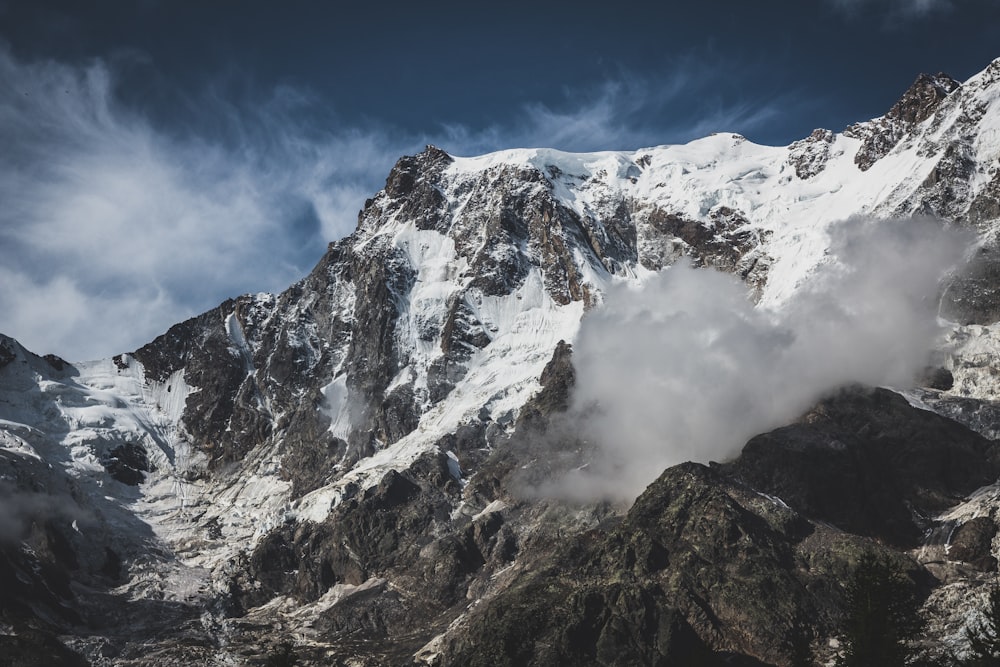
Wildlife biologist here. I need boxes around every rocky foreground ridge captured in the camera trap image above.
[5,59,1000,665]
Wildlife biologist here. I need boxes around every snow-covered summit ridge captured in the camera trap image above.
[181,50,1000,503]
[359,58,996,310]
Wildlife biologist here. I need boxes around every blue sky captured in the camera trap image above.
[1,0,998,360]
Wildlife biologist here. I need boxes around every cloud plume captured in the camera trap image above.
[556,216,969,502]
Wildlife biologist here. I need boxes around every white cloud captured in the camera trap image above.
[547,217,970,502]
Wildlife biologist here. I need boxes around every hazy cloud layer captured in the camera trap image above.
[0,47,793,362]
[0,480,87,543]
[555,217,969,502]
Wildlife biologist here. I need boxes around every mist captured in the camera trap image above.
[555,216,970,502]
[0,480,87,544]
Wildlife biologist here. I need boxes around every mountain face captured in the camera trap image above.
[5,59,1000,666]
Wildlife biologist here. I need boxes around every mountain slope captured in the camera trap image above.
[3,59,1000,665]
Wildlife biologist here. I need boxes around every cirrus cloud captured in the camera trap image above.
[826,0,954,19]
[0,49,408,361]
[0,46,801,362]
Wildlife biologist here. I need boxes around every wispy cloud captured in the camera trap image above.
[0,48,413,361]
[0,47,793,361]
[442,60,795,155]
[827,0,954,19]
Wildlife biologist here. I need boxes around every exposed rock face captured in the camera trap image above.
[948,517,998,571]
[888,73,962,125]
[917,390,1000,441]
[921,365,955,391]
[0,631,89,667]
[968,168,1000,227]
[847,72,960,171]
[102,441,150,486]
[4,59,1000,666]
[132,298,273,468]
[635,205,769,277]
[435,460,923,667]
[245,461,464,607]
[941,233,1000,325]
[428,384,997,667]
[788,128,835,179]
[115,138,794,500]
[721,386,1000,546]
[0,337,15,369]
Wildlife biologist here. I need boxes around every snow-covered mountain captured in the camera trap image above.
[5,59,1000,666]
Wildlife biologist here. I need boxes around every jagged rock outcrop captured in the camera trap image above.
[435,459,927,667]
[941,233,1000,325]
[788,128,835,179]
[948,517,998,571]
[721,386,1000,546]
[847,72,960,171]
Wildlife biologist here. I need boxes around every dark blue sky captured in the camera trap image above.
[4,1,999,146]
[0,0,998,360]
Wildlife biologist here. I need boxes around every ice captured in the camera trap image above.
[136,69,1000,530]
[320,375,351,440]
[0,418,43,460]
[225,312,249,356]
[446,450,464,486]
[391,222,470,398]
[0,340,292,606]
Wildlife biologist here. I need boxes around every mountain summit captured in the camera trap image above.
[4,59,1000,665]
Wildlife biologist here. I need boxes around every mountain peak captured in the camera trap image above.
[383,145,454,198]
[846,70,962,171]
[7,58,1000,667]
[885,71,960,124]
